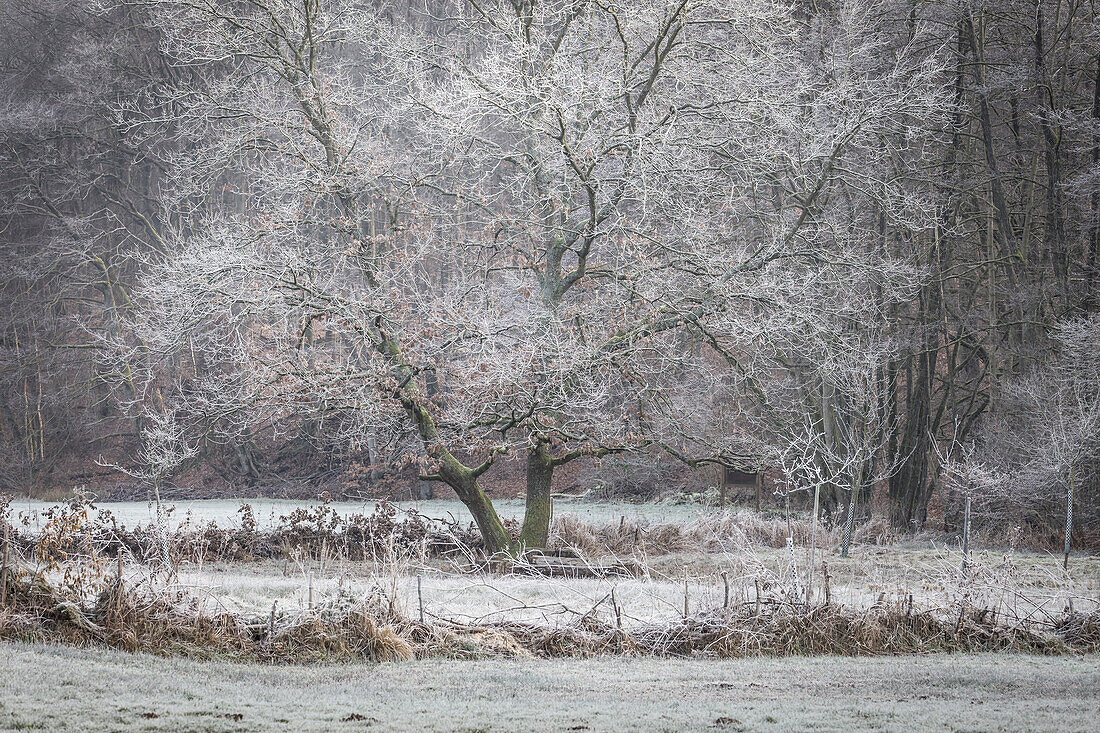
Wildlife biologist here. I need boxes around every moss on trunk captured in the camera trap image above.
[518,442,554,549]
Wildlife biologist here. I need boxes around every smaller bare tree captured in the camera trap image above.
[101,408,196,571]
[976,315,1100,567]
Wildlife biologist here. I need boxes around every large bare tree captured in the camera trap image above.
[116,0,818,552]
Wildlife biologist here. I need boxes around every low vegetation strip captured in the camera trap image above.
[2,495,1096,663]
[0,496,885,566]
[1,566,1097,663]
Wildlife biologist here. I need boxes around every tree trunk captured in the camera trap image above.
[518,442,554,549]
[841,479,858,558]
[1064,465,1074,569]
[418,476,433,500]
[366,435,380,481]
[888,211,944,529]
[437,453,513,554]
[1087,55,1100,313]
[383,331,513,554]
[1032,0,1069,300]
[888,337,936,529]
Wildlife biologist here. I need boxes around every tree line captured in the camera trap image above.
[1,0,1097,551]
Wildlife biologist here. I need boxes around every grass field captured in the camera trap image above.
[178,545,1100,624]
[3,498,1098,731]
[10,497,1099,625]
[1,642,1096,732]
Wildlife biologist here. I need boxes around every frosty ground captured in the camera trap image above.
[7,497,1099,630]
[4,497,1099,731]
[175,546,1100,627]
[1,642,1096,732]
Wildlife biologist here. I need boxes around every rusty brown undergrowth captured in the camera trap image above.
[1,565,1096,663]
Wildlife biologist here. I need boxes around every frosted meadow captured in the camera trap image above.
[4,0,1100,730]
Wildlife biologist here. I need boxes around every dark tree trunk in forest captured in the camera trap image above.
[1033,0,1069,299]
[888,261,940,529]
[1087,55,1100,313]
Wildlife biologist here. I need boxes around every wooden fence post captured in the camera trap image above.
[267,601,277,653]
[1064,466,1074,570]
[682,568,689,619]
[611,586,622,629]
[417,574,424,624]
[961,493,971,574]
[1,522,9,608]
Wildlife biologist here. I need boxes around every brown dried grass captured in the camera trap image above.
[1,568,1096,663]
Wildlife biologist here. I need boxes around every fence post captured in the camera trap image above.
[267,601,277,653]
[1,522,9,608]
[1064,466,1074,571]
[682,568,689,619]
[961,493,971,573]
[417,574,424,624]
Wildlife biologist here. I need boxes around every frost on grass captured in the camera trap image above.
[2,642,1099,732]
[2,497,1098,662]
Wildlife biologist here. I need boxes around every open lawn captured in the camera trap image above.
[0,642,1096,732]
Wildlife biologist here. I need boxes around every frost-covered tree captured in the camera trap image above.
[0,1,177,486]
[652,0,947,532]
[17,0,1099,552]
[976,315,1100,561]
[115,0,834,551]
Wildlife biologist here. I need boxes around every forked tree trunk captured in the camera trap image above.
[519,442,554,549]
[436,453,513,554]
[386,334,513,554]
[459,486,512,554]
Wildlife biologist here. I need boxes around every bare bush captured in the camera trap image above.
[969,315,1100,557]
